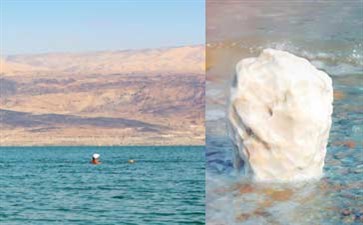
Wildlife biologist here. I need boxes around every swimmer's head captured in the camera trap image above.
[92,153,100,160]
[91,153,101,164]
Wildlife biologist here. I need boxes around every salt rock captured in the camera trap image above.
[228,49,333,182]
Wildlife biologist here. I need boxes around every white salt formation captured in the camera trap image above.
[228,49,333,182]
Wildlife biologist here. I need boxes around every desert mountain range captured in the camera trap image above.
[1,46,204,75]
[0,46,205,146]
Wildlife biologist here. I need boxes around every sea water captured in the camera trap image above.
[0,146,205,225]
[206,1,362,224]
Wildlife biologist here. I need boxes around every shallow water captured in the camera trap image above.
[206,1,363,224]
[0,146,205,225]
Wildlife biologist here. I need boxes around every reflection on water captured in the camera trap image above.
[206,1,363,224]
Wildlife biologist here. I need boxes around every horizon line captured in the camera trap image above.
[1,43,205,57]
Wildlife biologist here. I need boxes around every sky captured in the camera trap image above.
[0,0,205,55]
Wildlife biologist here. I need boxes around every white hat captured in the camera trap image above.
[92,153,100,159]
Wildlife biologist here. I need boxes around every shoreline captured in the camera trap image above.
[0,138,205,147]
[0,144,205,147]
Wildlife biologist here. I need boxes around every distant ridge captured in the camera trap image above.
[2,45,205,76]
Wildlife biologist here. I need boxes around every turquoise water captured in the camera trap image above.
[0,146,205,225]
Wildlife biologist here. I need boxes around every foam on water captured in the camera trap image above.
[208,39,363,76]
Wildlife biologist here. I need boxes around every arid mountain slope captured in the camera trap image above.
[0,46,205,146]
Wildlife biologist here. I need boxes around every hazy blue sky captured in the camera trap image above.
[1,0,205,55]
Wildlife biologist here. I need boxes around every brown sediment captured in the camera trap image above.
[334,90,346,100]
[344,140,356,149]
[254,208,282,225]
[238,184,254,194]
[236,213,251,222]
[235,185,294,225]
[267,189,294,202]
[237,184,294,202]
[332,140,356,149]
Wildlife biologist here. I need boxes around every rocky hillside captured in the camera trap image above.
[0,46,205,146]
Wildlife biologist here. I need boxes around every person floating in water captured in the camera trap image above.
[91,153,101,164]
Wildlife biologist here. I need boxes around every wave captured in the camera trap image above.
[209,39,363,76]
[260,41,363,76]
